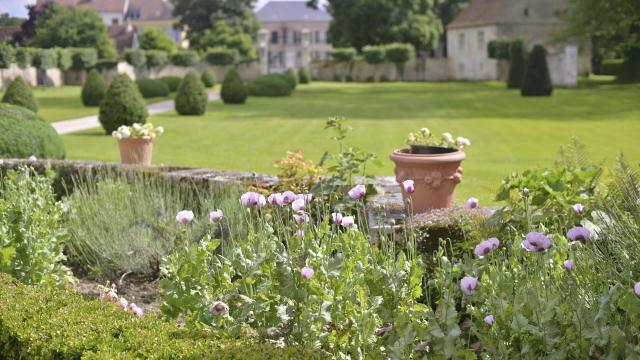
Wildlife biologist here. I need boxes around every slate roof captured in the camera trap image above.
[257,1,331,22]
[447,0,510,29]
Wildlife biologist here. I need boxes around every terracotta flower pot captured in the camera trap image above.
[390,148,466,212]
[117,138,153,165]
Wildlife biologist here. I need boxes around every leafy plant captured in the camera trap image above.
[274,149,322,192]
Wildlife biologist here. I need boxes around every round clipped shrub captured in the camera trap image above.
[160,76,182,92]
[175,71,208,115]
[81,69,107,107]
[205,47,239,66]
[0,43,15,69]
[362,45,386,64]
[201,69,216,88]
[2,76,38,113]
[521,44,553,97]
[507,40,526,89]
[136,78,170,98]
[124,48,147,69]
[0,103,65,159]
[70,48,98,70]
[145,50,168,68]
[330,48,356,62]
[171,50,200,67]
[33,49,57,70]
[284,68,298,90]
[248,74,292,97]
[55,48,72,70]
[99,74,148,134]
[220,68,247,104]
[298,67,310,84]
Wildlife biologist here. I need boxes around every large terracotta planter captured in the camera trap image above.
[390,148,466,212]
[117,138,153,165]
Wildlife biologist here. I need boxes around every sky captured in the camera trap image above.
[0,0,324,18]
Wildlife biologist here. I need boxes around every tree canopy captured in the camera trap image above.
[308,0,442,52]
[139,29,176,53]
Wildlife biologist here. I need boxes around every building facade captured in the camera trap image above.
[256,1,332,73]
[446,0,590,86]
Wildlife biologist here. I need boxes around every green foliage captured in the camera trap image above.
[170,49,200,67]
[124,48,147,69]
[384,42,415,64]
[160,76,182,92]
[136,78,170,99]
[247,74,292,97]
[144,50,169,68]
[0,13,23,26]
[31,3,115,62]
[298,67,311,84]
[138,28,175,53]
[81,69,107,106]
[220,68,247,104]
[32,48,57,69]
[0,42,15,69]
[330,47,356,62]
[205,47,240,65]
[0,103,65,159]
[0,168,71,287]
[600,59,624,76]
[521,44,553,96]
[98,74,148,134]
[55,47,72,70]
[285,68,298,90]
[70,48,98,70]
[507,39,526,89]
[175,72,208,115]
[94,59,118,71]
[2,76,38,113]
[0,273,317,359]
[617,46,640,83]
[487,39,511,59]
[362,45,386,64]
[201,69,216,88]
[14,47,35,69]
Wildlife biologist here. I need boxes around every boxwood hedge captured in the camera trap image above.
[0,103,66,159]
[136,78,170,98]
[248,74,292,97]
[0,273,318,359]
[159,76,182,92]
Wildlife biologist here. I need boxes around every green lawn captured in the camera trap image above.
[61,80,640,203]
[0,86,171,122]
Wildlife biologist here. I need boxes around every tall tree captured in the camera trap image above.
[172,0,258,56]
[0,13,24,27]
[308,0,442,52]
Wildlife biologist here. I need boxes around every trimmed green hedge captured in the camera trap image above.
[522,44,553,96]
[488,40,511,59]
[56,48,72,70]
[507,40,526,89]
[330,48,356,62]
[0,103,65,159]
[171,49,200,67]
[600,59,623,76]
[248,74,292,97]
[285,68,298,90]
[0,273,317,359]
[160,76,182,92]
[298,67,310,84]
[384,43,415,64]
[99,74,148,134]
[0,43,15,69]
[205,47,239,65]
[201,69,216,88]
[362,45,386,64]
[71,48,98,70]
[32,48,58,70]
[124,48,147,69]
[220,68,247,104]
[136,78,170,98]
[15,47,35,69]
[145,50,169,68]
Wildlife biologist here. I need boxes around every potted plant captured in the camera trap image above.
[389,128,470,212]
[112,123,164,166]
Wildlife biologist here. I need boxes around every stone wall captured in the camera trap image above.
[0,65,38,89]
[310,57,451,82]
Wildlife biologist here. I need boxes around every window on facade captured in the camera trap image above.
[314,31,326,44]
[284,30,294,44]
[294,31,301,44]
[458,33,465,52]
[477,31,485,51]
[271,31,279,44]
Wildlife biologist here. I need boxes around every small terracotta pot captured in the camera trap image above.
[117,138,153,165]
[390,148,466,212]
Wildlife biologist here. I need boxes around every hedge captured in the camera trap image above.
[171,49,200,67]
[600,59,623,76]
[0,103,66,159]
[362,45,386,64]
[285,68,298,90]
[384,43,415,64]
[2,76,38,113]
[0,274,317,359]
[94,59,118,71]
[175,71,208,115]
[522,44,553,96]
[32,48,57,70]
[124,48,147,69]
[330,48,357,62]
[248,74,292,97]
[488,40,511,59]
[617,47,640,83]
[145,50,169,68]
[136,78,171,98]
[0,43,15,69]
[507,40,526,89]
[220,68,247,104]
[160,76,182,92]
[99,74,148,134]
[15,47,35,69]
[56,48,72,70]
[205,47,239,65]
[71,48,98,70]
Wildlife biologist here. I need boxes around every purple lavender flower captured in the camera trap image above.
[521,232,551,252]
[572,203,584,214]
[300,266,314,280]
[566,226,590,242]
[210,301,229,316]
[348,184,366,200]
[484,315,494,326]
[460,276,478,296]
[563,260,574,272]
[465,197,479,210]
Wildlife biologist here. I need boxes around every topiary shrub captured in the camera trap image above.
[94,59,118,72]
[284,68,298,90]
[171,49,200,67]
[298,67,310,84]
[248,74,292,97]
[81,69,107,107]
[136,78,170,98]
[0,43,15,69]
[205,47,239,66]
[32,49,57,70]
[144,50,168,68]
[70,48,98,70]
[160,76,182,92]
[174,71,208,115]
[124,48,147,69]
[55,48,71,70]
[617,46,640,83]
[362,45,386,64]
[98,74,148,134]
[15,47,35,69]
[385,43,415,80]
[330,48,356,62]
[507,40,526,89]
[201,69,216,88]
[0,103,65,159]
[220,68,247,104]
[521,44,553,97]
[2,76,38,113]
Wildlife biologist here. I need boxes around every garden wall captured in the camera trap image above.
[0,65,38,88]
[310,57,450,82]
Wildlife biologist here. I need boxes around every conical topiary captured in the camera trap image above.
[98,74,148,134]
[298,67,310,84]
[81,69,107,106]
[175,71,208,115]
[2,76,38,113]
[521,44,553,97]
[507,40,526,89]
[220,68,247,104]
[285,68,298,90]
[201,69,216,88]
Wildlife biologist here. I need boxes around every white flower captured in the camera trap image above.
[407,133,417,144]
[156,126,164,135]
[176,210,194,225]
[420,127,430,136]
[455,136,470,148]
[442,132,453,144]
